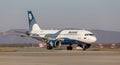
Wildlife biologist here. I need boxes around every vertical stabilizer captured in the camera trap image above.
[27,11,41,34]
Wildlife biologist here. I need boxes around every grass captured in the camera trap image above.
[0,49,16,52]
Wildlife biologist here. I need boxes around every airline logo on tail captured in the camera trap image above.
[27,11,41,34]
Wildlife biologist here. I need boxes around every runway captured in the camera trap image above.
[0,51,120,65]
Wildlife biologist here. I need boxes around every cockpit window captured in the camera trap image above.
[85,34,94,36]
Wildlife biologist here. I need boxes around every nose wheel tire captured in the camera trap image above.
[82,44,86,51]
[83,48,86,51]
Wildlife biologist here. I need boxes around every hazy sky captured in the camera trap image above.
[0,0,120,32]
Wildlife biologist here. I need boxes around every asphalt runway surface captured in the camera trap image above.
[0,50,120,65]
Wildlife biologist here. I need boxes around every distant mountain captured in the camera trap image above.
[0,29,120,45]
[0,29,40,45]
[91,29,120,43]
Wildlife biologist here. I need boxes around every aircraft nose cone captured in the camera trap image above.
[89,36,97,43]
[92,36,97,42]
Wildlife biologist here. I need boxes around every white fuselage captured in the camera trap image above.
[31,29,97,44]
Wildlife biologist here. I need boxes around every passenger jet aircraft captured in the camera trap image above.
[26,11,97,50]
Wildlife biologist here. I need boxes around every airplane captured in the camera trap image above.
[25,11,97,51]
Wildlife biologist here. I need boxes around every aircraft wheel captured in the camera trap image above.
[83,48,86,51]
[46,46,53,50]
[82,44,86,51]
[67,46,73,50]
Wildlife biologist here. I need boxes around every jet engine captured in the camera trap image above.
[46,39,61,49]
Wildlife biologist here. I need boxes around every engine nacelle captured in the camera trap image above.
[47,39,61,48]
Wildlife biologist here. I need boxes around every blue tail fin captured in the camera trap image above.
[27,11,41,34]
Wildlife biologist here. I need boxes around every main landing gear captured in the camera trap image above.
[67,44,73,50]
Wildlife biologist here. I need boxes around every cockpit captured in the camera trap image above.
[85,34,94,36]
[82,33,97,43]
